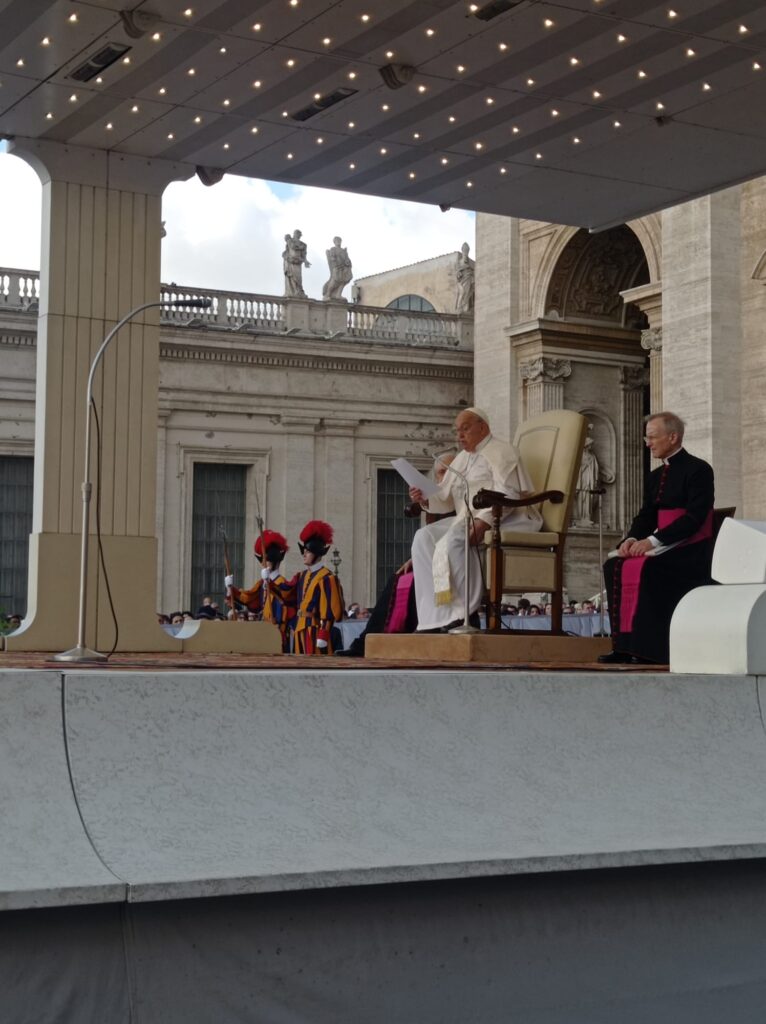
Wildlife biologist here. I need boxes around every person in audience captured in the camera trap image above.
[600,411,714,665]
[517,598,531,616]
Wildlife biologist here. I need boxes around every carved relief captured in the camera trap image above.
[519,356,572,384]
[545,226,650,327]
[640,327,663,352]
[619,365,650,390]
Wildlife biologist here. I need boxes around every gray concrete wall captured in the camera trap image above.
[4,667,766,911]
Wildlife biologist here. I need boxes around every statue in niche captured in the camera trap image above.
[575,432,615,526]
[455,242,475,314]
[283,229,311,298]
[322,236,353,301]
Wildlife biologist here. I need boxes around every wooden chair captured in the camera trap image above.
[473,409,588,634]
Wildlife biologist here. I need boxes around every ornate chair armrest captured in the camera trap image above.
[472,488,564,511]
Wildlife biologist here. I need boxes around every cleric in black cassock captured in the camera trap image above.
[601,412,714,665]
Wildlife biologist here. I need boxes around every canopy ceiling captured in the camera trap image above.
[2,0,766,228]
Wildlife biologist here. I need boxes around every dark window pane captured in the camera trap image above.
[375,468,419,594]
[386,294,435,313]
[0,455,33,617]
[191,463,247,612]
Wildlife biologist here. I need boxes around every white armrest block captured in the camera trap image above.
[670,584,766,674]
[712,519,766,584]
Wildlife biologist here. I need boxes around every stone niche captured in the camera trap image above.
[512,223,652,602]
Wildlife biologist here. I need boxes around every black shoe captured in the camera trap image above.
[417,626,443,634]
[597,650,633,664]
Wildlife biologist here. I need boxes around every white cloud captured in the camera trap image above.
[0,152,43,270]
[0,150,475,297]
[161,175,475,298]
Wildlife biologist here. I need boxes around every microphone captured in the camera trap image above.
[164,297,213,309]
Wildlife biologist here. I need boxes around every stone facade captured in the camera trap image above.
[0,274,472,614]
[475,183,766,600]
[353,251,472,314]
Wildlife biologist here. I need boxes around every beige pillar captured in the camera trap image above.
[741,178,766,519]
[6,139,193,652]
[519,357,571,418]
[618,366,649,533]
[620,280,663,414]
[474,214,519,440]
[662,187,743,509]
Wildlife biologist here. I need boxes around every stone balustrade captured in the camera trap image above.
[0,269,473,350]
[160,284,285,331]
[0,268,40,310]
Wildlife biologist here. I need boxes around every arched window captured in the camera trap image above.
[386,294,435,312]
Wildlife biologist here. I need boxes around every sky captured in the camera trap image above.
[0,143,475,296]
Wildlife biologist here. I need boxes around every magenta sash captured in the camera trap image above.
[617,508,713,633]
[386,572,415,633]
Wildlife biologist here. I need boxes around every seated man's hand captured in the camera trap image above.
[616,539,635,558]
[469,520,491,545]
[396,558,413,575]
[408,486,425,504]
[626,538,654,557]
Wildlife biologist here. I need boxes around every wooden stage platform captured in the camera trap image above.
[0,647,661,672]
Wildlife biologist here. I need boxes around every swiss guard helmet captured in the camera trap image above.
[254,530,289,568]
[298,520,334,558]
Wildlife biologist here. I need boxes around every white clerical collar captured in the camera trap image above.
[663,447,683,465]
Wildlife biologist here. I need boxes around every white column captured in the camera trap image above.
[317,420,357,600]
[519,357,571,417]
[662,187,742,508]
[618,366,649,532]
[640,328,663,413]
[7,139,193,651]
[279,415,318,579]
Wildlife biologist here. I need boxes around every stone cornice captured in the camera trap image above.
[0,331,36,348]
[159,340,473,381]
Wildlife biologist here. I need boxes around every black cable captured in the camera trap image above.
[90,397,120,658]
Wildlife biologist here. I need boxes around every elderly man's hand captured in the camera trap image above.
[409,486,425,504]
[626,538,654,557]
[469,520,491,545]
[616,539,635,558]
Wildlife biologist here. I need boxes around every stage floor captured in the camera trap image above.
[0,649,664,672]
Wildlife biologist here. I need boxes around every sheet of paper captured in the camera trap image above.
[390,458,438,498]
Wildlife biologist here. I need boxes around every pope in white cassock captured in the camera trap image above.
[408,407,543,632]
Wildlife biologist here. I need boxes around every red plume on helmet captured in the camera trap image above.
[298,520,334,557]
[254,530,289,559]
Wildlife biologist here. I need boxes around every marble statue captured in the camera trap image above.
[455,242,475,314]
[322,236,353,301]
[575,435,614,526]
[283,229,311,298]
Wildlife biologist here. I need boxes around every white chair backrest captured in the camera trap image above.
[513,410,587,534]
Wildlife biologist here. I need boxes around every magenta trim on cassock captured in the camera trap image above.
[386,572,414,634]
[618,508,713,634]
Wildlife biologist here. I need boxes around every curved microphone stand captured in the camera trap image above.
[54,297,212,663]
